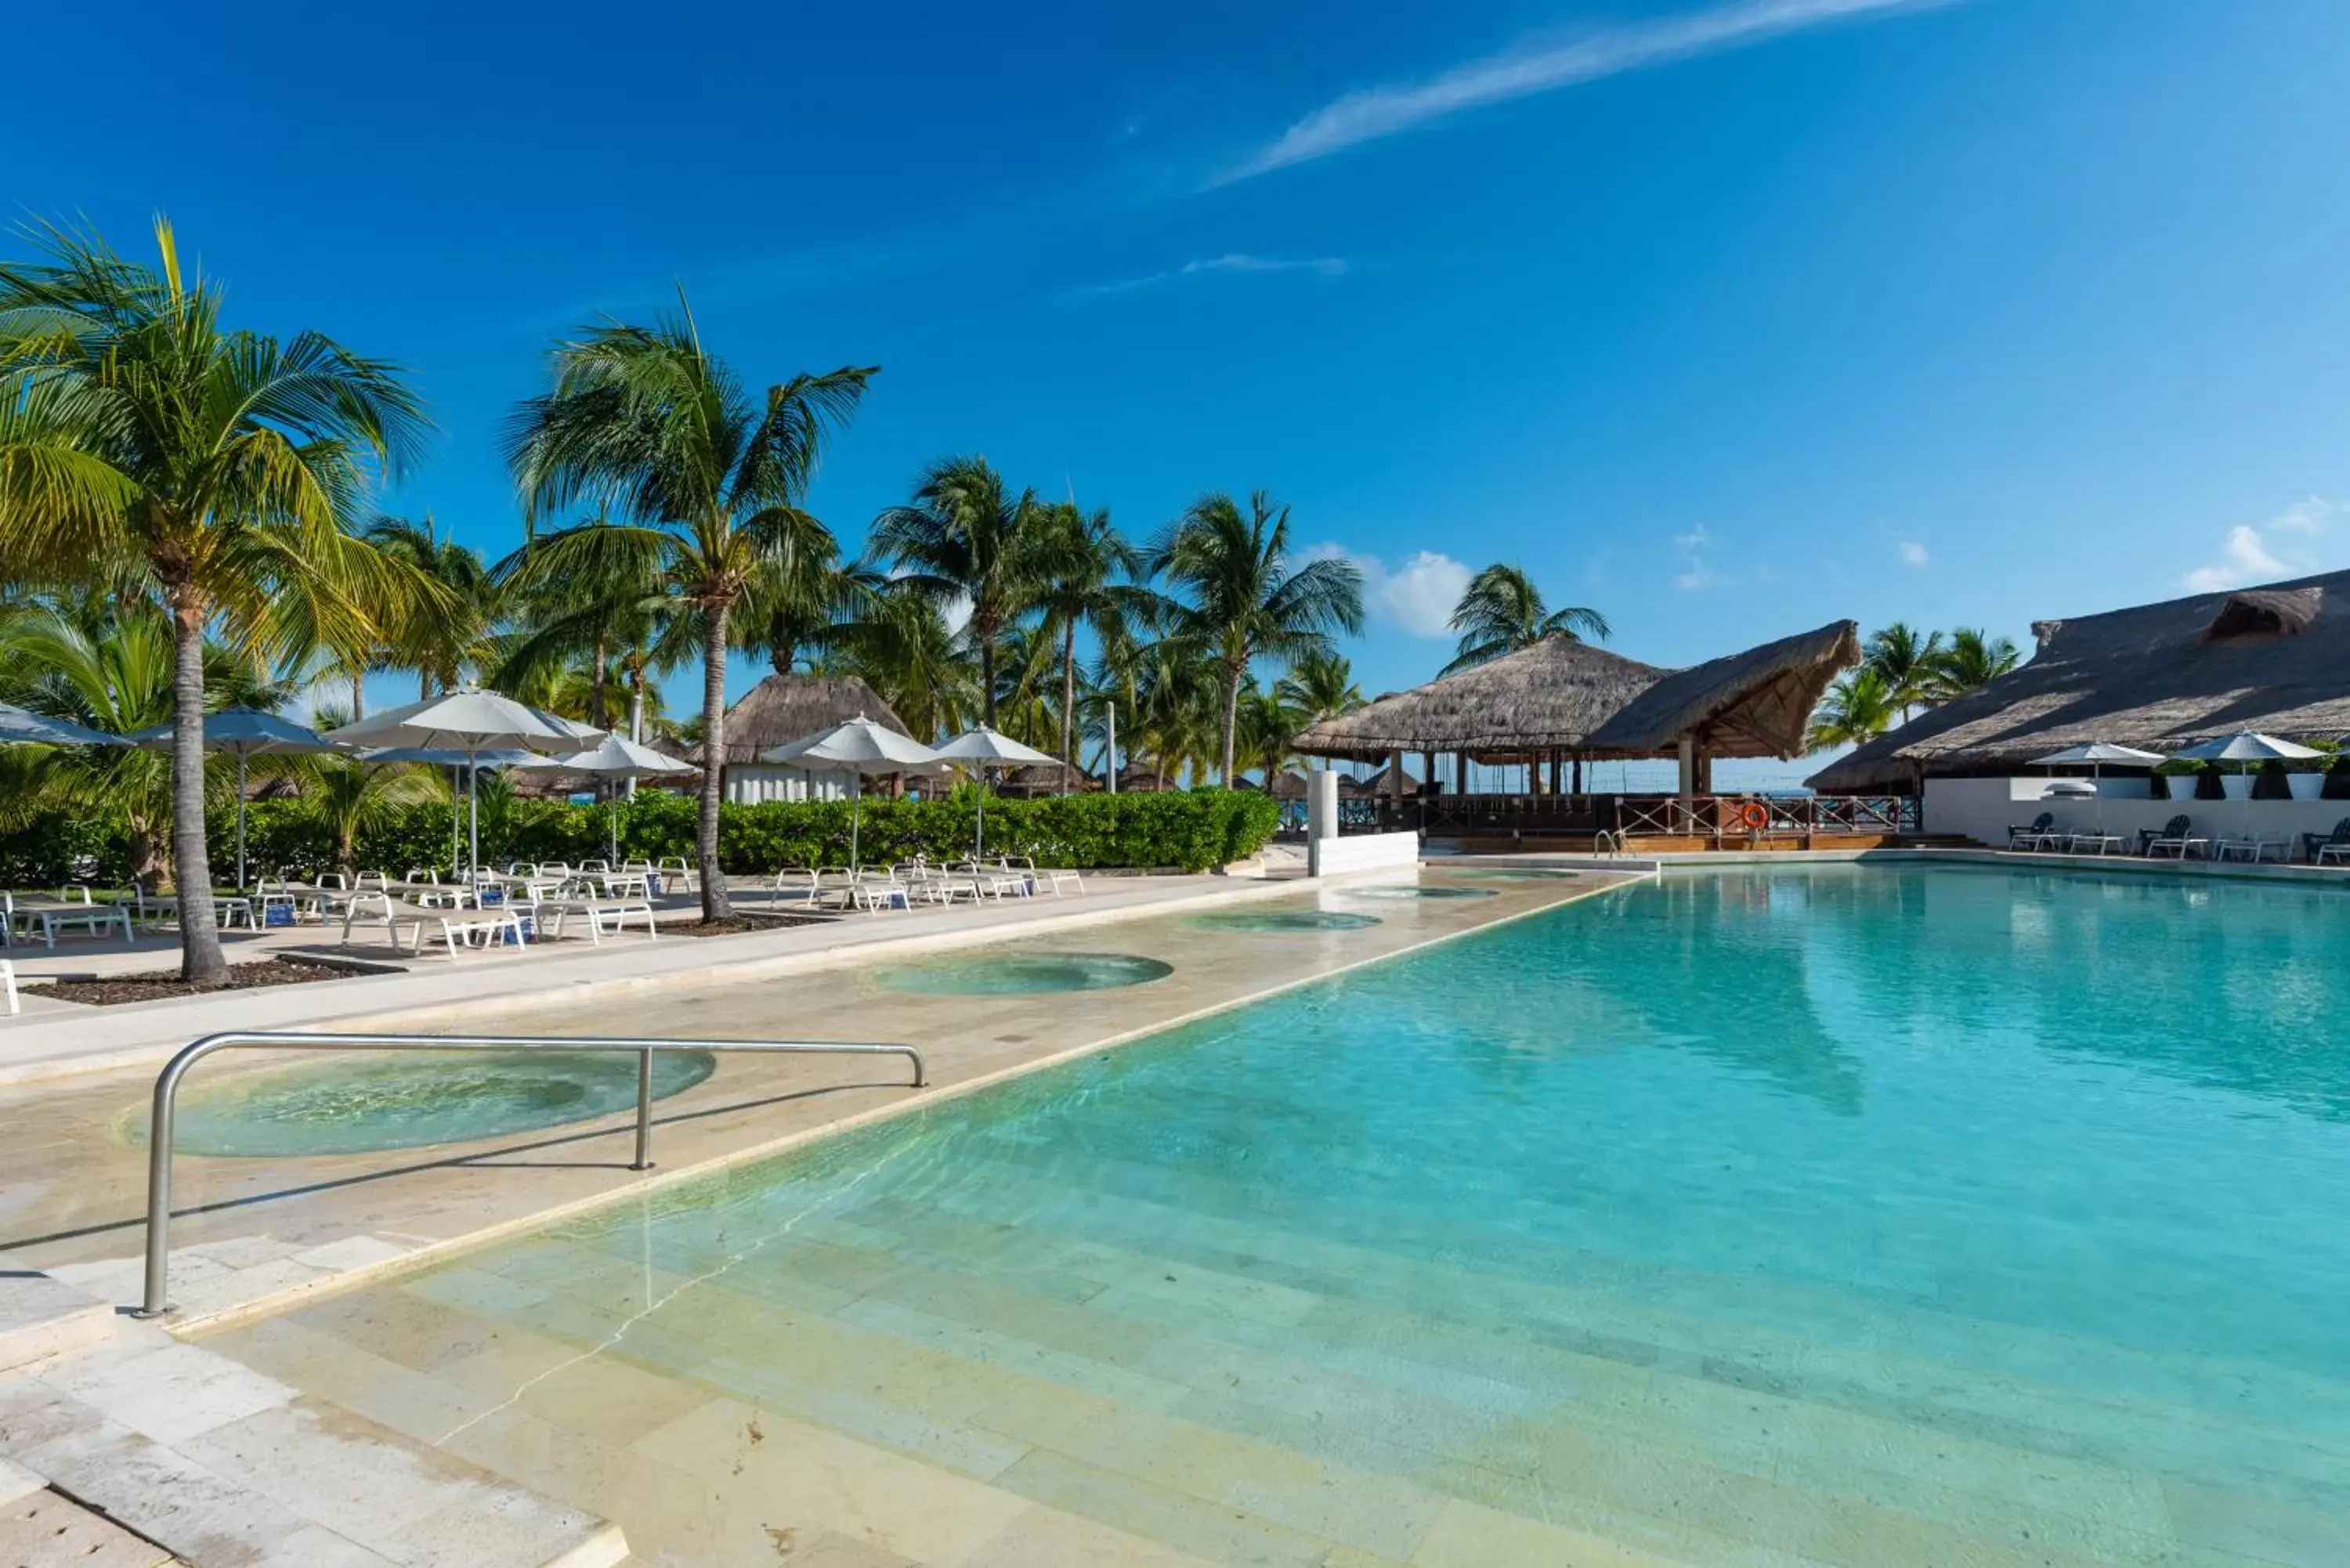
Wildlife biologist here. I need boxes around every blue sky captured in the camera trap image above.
[17,0,2350,769]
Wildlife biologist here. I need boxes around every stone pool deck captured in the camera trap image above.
[0,872,1290,1086]
[0,865,1639,1567]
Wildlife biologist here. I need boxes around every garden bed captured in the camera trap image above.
[665,911,837,938]
[24,956,392,1006]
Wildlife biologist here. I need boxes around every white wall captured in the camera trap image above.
[1310,829,1422,877]
[1924,775,2349,849]
[723,765,858,805]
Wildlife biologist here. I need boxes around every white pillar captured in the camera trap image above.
[1677,735,1697,834]
[1307,768,1341,876]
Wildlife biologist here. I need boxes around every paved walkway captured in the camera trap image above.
[0,873,1286,1086]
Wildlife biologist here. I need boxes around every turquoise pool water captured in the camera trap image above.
[345,866,2350,1563]
[143,1050,718,1157]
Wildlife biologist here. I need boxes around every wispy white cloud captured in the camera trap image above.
[1215,0,1947,186]
[2182,497,2340,592]
[1086,253,1350,295]
[1672,526,1728,591]
[1302,544,1471,637]
[1899,540,1930,568]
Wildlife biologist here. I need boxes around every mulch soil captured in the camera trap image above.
[666,912,836,938]
[24,959,383,1006]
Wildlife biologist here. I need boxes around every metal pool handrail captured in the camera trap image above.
[134,1029,927,1320]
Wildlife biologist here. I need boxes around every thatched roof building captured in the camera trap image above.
[1585,620,1862,758]
[1808,574,2350,793]
[1292,636,1669,761]
[717,674,909,767]
[1292,620,1860,765]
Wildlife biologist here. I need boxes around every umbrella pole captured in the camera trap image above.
[976,774,985,862]
[236,751,249,891]
[850,775,862,874]
[469,760,480,878]
[449,765,460,877]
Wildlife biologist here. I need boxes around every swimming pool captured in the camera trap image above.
[226,864,2350,1565]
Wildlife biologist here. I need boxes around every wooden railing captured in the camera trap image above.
[1612,794,1918,838]
[1364,792,1919,839]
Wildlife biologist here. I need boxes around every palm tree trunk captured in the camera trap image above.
[698,600,733,920]
[349,667,365,722]
[625,662,645,798]
[979,622,998,727]
[169,594,226,985]
[1059,622,1077,793]
[1220,663,1243,786]
[591,636,609,731]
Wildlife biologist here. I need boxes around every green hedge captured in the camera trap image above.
[1,787,1281,886]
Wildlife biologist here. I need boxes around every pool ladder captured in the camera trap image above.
[133,1030,927,1320]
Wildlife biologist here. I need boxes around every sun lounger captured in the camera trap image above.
[2142,815,2208,859]
[1,959,15,1017]
[2215,836,2291,863]
[2,888,136,948]
[536,892,658,945]
[2008,812,2056,850]
[2301,818,2350,863]
[341,891,526,958]
[2063,832,2125,856]
[998,854,1083,896]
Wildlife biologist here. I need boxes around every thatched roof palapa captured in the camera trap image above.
[1292,636,1668,761]
[718,674,910,768]
[1807,574,2350,793]
[1584,620,1862,759]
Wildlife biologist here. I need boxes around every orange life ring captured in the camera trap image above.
[1736,800,1770,833]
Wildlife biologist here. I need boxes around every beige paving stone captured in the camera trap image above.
[0,1454,39,1509]
[290,1235,417,1274]
[0,1271,116,1373]
[5,1411,328,1566]
[0,1488,174,1568]
[33,1341,295,1444]
[177,1397,612,1568]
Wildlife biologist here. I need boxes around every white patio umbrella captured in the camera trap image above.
[352,746,544,875]
[0,701,124,748]
[2169,732,2326,840]
[933,725,1059,860]
[760,715,945,872]
[331,690,598,875]
[2028,741,2167,840]
[510,735,697,862]
[125,708,339,889]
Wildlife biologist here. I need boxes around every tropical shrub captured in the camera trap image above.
[86,786,1284,882]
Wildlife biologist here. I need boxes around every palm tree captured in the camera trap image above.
[1236,681,1302,785]
[870,456,1049,727]
[302,756,443,879]
[1276,649,1363,724]
[494,520,693,751]
[1863,623,1944,718]
[738,550,883,677]
[1030,501,1151,786]
[364,514,501,701]
[1806,668,1900,750]
[1153,490,1365,783]
[1925,627,2020,702]
[833,583,980,742]
[1443,564,1610,673]
[0,217,429,982]
[1129,639,1222,789]
[504,294,875,919]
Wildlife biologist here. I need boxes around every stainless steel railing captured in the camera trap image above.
[135,1030,927,1319]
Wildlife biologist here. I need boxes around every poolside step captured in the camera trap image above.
[0,1322,627,1568]
[0,1270,117,1373]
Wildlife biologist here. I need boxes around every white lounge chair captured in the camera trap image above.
[2,888,136,948]
[999,854,1083,897]
[341,891,526,959]
[535,891,658,945]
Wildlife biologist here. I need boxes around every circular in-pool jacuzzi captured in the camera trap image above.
[1338,885,1498,901]
[875,952,1173,995]
[126,1050,719,1157]
[1191,910,1382,933]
